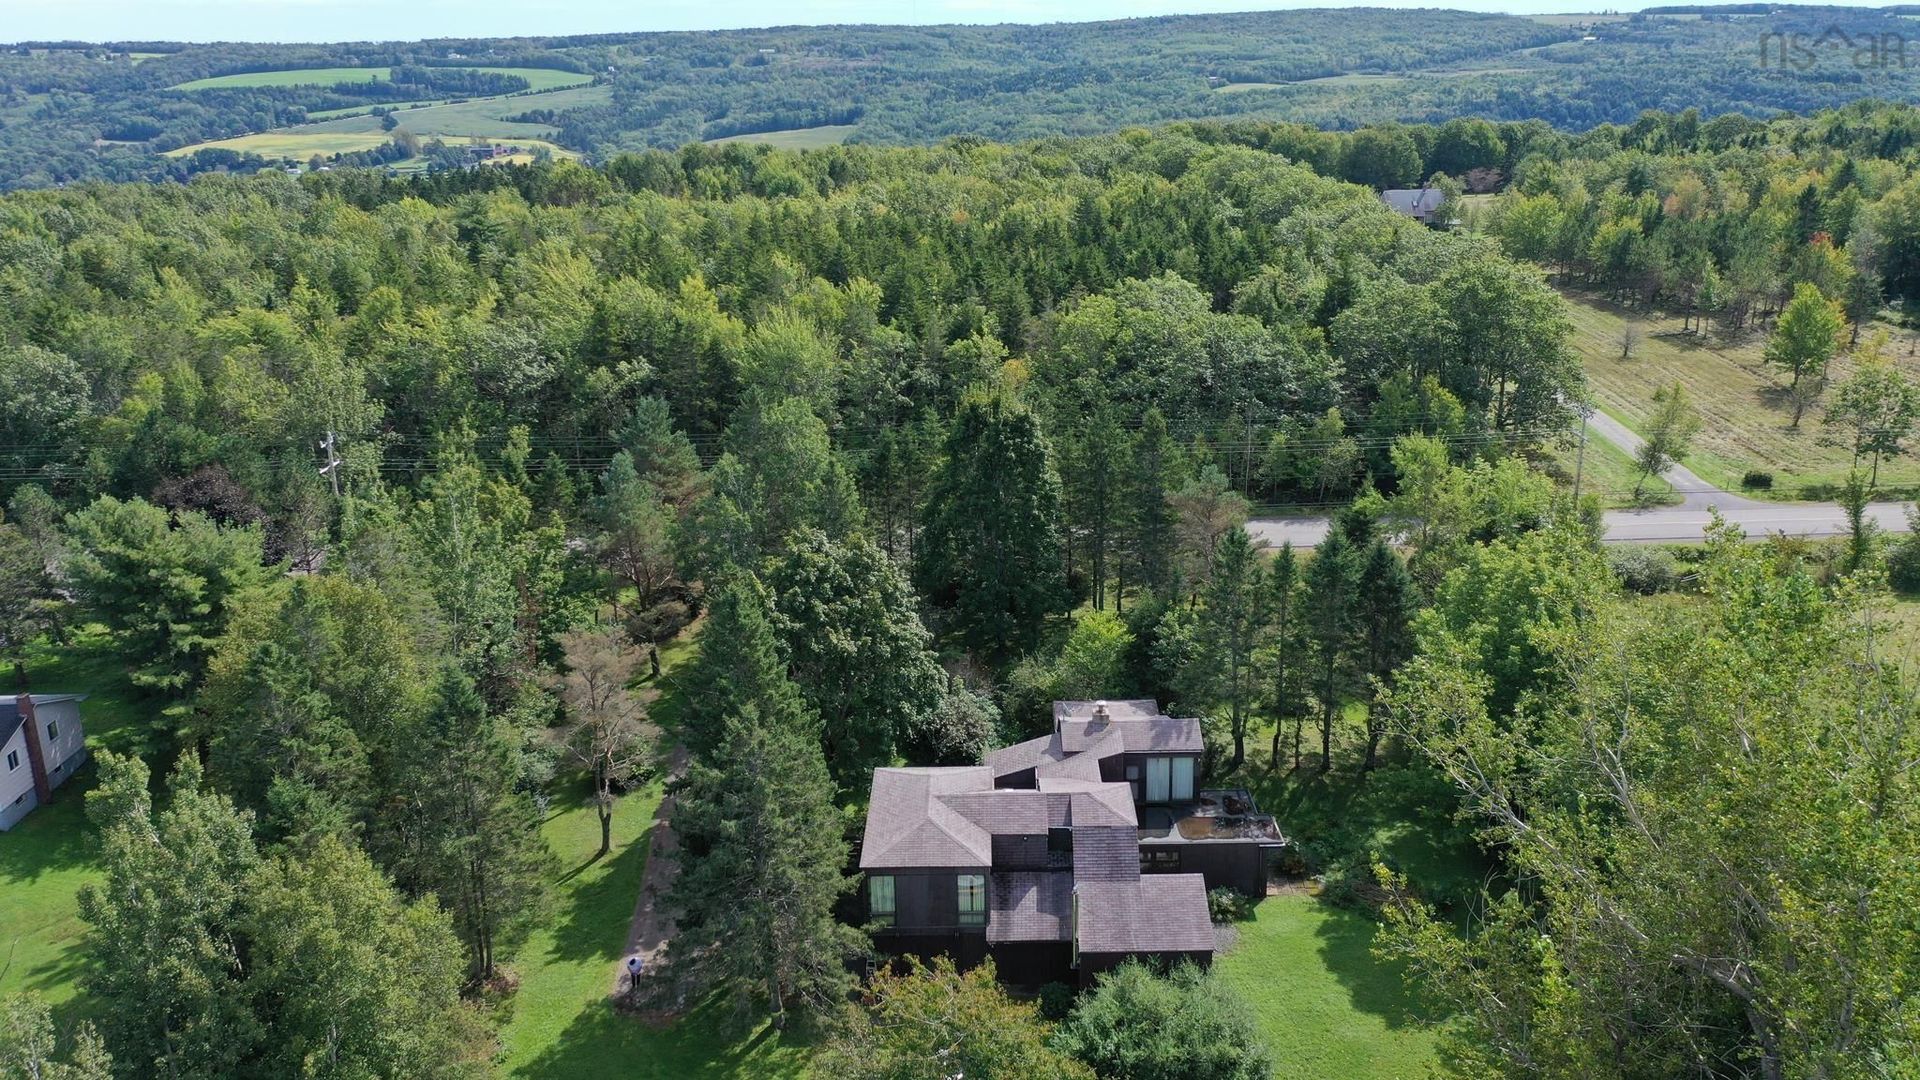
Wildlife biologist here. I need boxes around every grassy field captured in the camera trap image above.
[172,66,592,92]
[705,125,858,149]
[1563,291,1920,499]
[165,130,400,159]
[1538,414,1681,508]
[1217,895,1442,1079]
[0,630,155,1012]
[1214,82,1286,93]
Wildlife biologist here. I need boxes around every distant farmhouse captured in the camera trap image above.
[859,700,1285,986]
[1380,186,1451,227]
[1,694,87,830]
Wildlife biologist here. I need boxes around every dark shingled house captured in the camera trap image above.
[858,700,1283,986]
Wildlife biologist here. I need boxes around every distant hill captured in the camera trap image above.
[5,6,1920,189]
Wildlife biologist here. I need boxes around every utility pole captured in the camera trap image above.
[318,430,342,499]
[1572,410,1589,503]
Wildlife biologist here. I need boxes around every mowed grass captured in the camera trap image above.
[706,125,858,149]
[164,130,399,158]
[1563,291,1920,498]
[1217,895,1442,1079]
[0,629,157,1012]
[172,66,591,92]
[499,632,812,1079]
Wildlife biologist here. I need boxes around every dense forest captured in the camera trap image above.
[1,100,1918,1078]
[21,7,1920,189]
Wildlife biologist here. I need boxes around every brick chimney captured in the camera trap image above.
[16,694,51,802]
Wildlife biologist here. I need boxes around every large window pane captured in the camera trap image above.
[1171,756,1195,801]
[869,875,896,926]
[958,874,986,925]
[1146,756,1171,802]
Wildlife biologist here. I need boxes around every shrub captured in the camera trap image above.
[1037,981,1076,1021]
[1889,515,1920,593]
[1207,887,1254,924]
[1742,470,1774,490]
[1052,961,1271,1080]
[1609,546,1679,594]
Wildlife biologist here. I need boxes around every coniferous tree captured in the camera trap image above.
[389,668,551,982]
[63,496,270,716]
[1304,529,1360,772]
[1122,408,1180,605]
[1062,406,1130,610]
[1192,526,1267,771]
[1264,543,1311,772]
[915,393,1067,667]
[676,575,811,759]
[664,584,858,1025]
[1354,539,1415,771]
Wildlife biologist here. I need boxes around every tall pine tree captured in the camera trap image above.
[1193,526,1267,771]
[1354,540,1415,771]
[1264,543,1311,772]
[915,393,1067,667]
[386,668,551,981]
[1122,408,1179,605]
[665,579,858,1024]
[1304,530,1359,773]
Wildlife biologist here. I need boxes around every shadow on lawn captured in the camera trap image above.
[511,992,809,1079]
[0,781,95,884]
[1310,899,1436,1031]
[542,823,650,966]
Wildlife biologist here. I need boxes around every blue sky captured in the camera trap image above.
[3,0,1629,44]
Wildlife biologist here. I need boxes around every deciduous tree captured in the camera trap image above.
[553,626,655,856]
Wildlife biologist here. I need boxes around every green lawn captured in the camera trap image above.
[1538,414,1680,508]
[172,66,591,92]
[1217,894,1442,1079]
[497,780,812,1079]
[0,630,155,1012]
[498,632,813,1079]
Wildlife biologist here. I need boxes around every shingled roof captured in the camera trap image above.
[861,701,1217,964]
[1075,875,1217,955]
[861,768,996,869]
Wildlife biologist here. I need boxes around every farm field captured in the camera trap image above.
[706,124,858,149]
[164,130,398,158]
[1216,895,1443,1079]
[1563,292,1920,499]
[171,66,592,92]
[167,83,612,161]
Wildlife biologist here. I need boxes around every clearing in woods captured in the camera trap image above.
[1562,291,1920,499]
[170,66,593,92]
[705,124,859,148]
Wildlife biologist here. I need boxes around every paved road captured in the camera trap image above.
[1248,412,1913,549]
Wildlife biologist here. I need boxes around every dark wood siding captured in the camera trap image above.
[1139,841,1270,896]
[992,833,1048,869]
[989,941,1073,986]
[869,869,976,929]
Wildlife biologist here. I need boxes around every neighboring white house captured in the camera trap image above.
[0,694,87,831]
